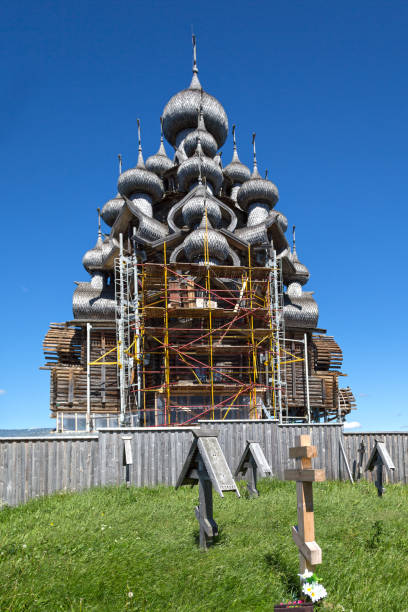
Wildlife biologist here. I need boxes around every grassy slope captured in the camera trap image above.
[1,480,408,612]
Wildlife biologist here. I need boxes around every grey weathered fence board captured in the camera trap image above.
[1,426,408,507]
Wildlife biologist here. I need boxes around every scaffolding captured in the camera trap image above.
[110,228,310,426]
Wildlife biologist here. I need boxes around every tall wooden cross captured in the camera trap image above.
[284,434,325,573]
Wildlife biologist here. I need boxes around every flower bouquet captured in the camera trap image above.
[299,569,327,604]
[274,570,327,610]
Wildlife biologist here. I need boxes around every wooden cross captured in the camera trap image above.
[284,434,325,573]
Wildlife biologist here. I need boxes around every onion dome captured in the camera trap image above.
[101,193,124,227]
[184,103,218,158]
[177,137,223,193]
[182,187,222,228]
[223,125,251,184]
[183,214,229,263]
[237,134,279,211]
[162,36,228,148]
[145,117,174,177]
[82,209,103,272]
[287,226,310,286]
[118,119,164,201]
[101,155,125,226]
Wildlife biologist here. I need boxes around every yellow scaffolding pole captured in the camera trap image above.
[142,263,147,426]
[163,241,171,425]
[204,206,215,419]
[266,277,276,418]
[248,245,258,418]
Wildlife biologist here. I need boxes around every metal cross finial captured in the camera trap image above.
[265,169,268,179]
[232,125,237,150]
[160,116,164,143]
[137,118,142,151]
[118,154,122,175]
[292,225,297,253]
[192,34,198,75]
[252,132,258,171]
[97,207,102,239]
[136,118,144,168]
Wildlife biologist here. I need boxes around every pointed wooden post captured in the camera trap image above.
[284,434,325,573]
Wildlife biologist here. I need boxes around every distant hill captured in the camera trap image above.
[0,428,54,437]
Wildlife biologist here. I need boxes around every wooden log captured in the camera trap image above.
[284,469,325,482]
[292,526,322,565]
[289,446,317,459]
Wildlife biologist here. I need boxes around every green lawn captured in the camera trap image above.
[1,479,407,611]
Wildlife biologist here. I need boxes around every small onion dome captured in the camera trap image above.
[290,252,310,286]
[183,105,218,158]
[223,125,250,184]
[287,226,310,286]
[183,216,229,262]
[237,172,279,211]
[182,193,222,228]
[118,165,163,201]
[145,119,174,177]
[177,140,223,193]
[237,133,279,211]
[162,39,228,148]
[101,193,125,227]
[82,235,103,272]
[118,119,164,201]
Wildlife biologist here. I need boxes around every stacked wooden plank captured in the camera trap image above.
[51,366,119,412]
[312,335,343,370]
[43,323,82,368]
[43,323,120,414]
[339,387,357,411]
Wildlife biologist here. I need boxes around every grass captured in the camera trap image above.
[1,479,408,611]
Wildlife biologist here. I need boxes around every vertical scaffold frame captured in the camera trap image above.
[107,230,315,425]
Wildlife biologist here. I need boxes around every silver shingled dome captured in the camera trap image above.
[183,215,229,262]
[286,227,310,286]
[145,118,174,177]
[237,134,279,211]
[118,120,164,202]
[177,140,223,193]
[82,213,104,272]
[182,193,222,228]
[101,193,125,227]
[183,104,218,158]
[162,42,228,148]
[223,125,251,184]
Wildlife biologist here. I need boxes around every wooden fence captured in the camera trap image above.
[342,431,408,484]
[1,423,407,507]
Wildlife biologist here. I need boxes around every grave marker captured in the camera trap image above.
[284,434,325,573]
[176,429,240,549]
[122,434,133,487]
[366,439,395,497]
[235,440,272,496]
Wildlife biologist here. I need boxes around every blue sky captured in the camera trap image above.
[1,0,407,430]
